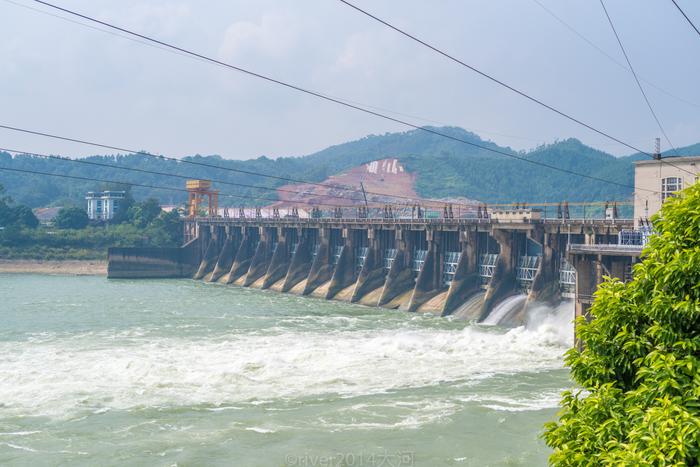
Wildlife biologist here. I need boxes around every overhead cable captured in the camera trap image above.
[9,1,651,194]
[0,164,388,209]
[337,0,656,157]
[531,0,700,109]
[339,0,696,177]
[670,0,700,38]
[598,0,685,165]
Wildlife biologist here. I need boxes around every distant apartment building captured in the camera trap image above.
[86,191,126,221]
[634,156,699,228]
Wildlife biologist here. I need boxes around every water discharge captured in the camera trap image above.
[0,274,573,466]
[450,291,485,320]
[481,294,528,326]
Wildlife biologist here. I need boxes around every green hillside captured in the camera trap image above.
[0,126,697,207]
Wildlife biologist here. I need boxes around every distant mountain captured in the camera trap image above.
[1,127,698,208]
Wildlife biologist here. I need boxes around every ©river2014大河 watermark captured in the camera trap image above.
[284,450,415,466]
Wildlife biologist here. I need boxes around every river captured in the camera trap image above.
[0,273,572,466]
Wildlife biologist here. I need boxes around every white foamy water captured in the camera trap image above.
[0,274,573,466]
[0,320,568,418]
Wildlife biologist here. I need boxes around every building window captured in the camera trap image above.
[661,177,682,202]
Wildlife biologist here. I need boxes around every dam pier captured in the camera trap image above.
[108,213,642,325]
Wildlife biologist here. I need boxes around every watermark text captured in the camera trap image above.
[284,451,415,467]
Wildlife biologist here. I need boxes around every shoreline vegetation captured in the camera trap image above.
[1,185,183,270]
[0,259,107,276]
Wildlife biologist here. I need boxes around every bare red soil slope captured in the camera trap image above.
[272,158,420,208]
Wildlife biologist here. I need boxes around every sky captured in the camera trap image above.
[1,0,699,160]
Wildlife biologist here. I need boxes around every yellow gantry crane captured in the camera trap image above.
[186,180,219,218]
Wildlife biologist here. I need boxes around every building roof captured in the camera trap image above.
[635,155,700,166]
[160,205,181,213]
[85,191,126,198]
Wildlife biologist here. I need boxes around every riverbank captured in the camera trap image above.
[0,259,107,275]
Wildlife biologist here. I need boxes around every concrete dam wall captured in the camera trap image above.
[108,217,634,323]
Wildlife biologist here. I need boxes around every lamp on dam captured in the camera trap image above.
[186,179,219,218]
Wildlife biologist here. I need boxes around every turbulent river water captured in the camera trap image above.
[0,274,573,466]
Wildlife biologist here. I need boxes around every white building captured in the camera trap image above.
[491,208,542,222]
[86,191,126,221]
[634,156,699,228]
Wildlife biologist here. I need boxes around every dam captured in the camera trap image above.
[108,211,642,325]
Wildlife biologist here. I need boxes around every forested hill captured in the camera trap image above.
[1,126,697,207]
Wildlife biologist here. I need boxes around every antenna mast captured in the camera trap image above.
[654,137,661,160]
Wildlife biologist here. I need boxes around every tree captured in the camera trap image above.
[0,184,38,228]
[111,187,134,224]
[127,198,162,227]
[149,208,182,245]
[12,205,39,229]
[0,224,22,245]
[0,198,13,228]
[54,207,89,229]
[0,183,12,227]
[544,182,700,465]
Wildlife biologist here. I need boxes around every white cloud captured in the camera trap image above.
[334,32,378,74]
[218,10,300,62]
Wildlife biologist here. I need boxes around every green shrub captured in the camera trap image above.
[54,207,89,229]
[544,183,700,465]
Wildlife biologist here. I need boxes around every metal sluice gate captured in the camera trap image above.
[442,251,461,286]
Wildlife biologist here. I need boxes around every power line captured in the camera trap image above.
[0,0,201,63]
[15,1,649,194]
[1,0,547,149]
[1,145,488,208]
[0,146,368,206]
[0,163,401,209]
[0,123,418,205]
[0,146,657,229]
[0,165,279,205]
[0,121,643,199]
[0,125,485,207]
[0,165,638,212]
[598,0,684,165]
[0,0,630,150]
[670,0,700,38]
[0,0,549,147]
[337,0,696,178]
[337,0,656,158]
[1,0,661,152]
[531,0,700,110]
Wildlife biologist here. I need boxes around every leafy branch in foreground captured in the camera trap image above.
[544,182,700,465]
